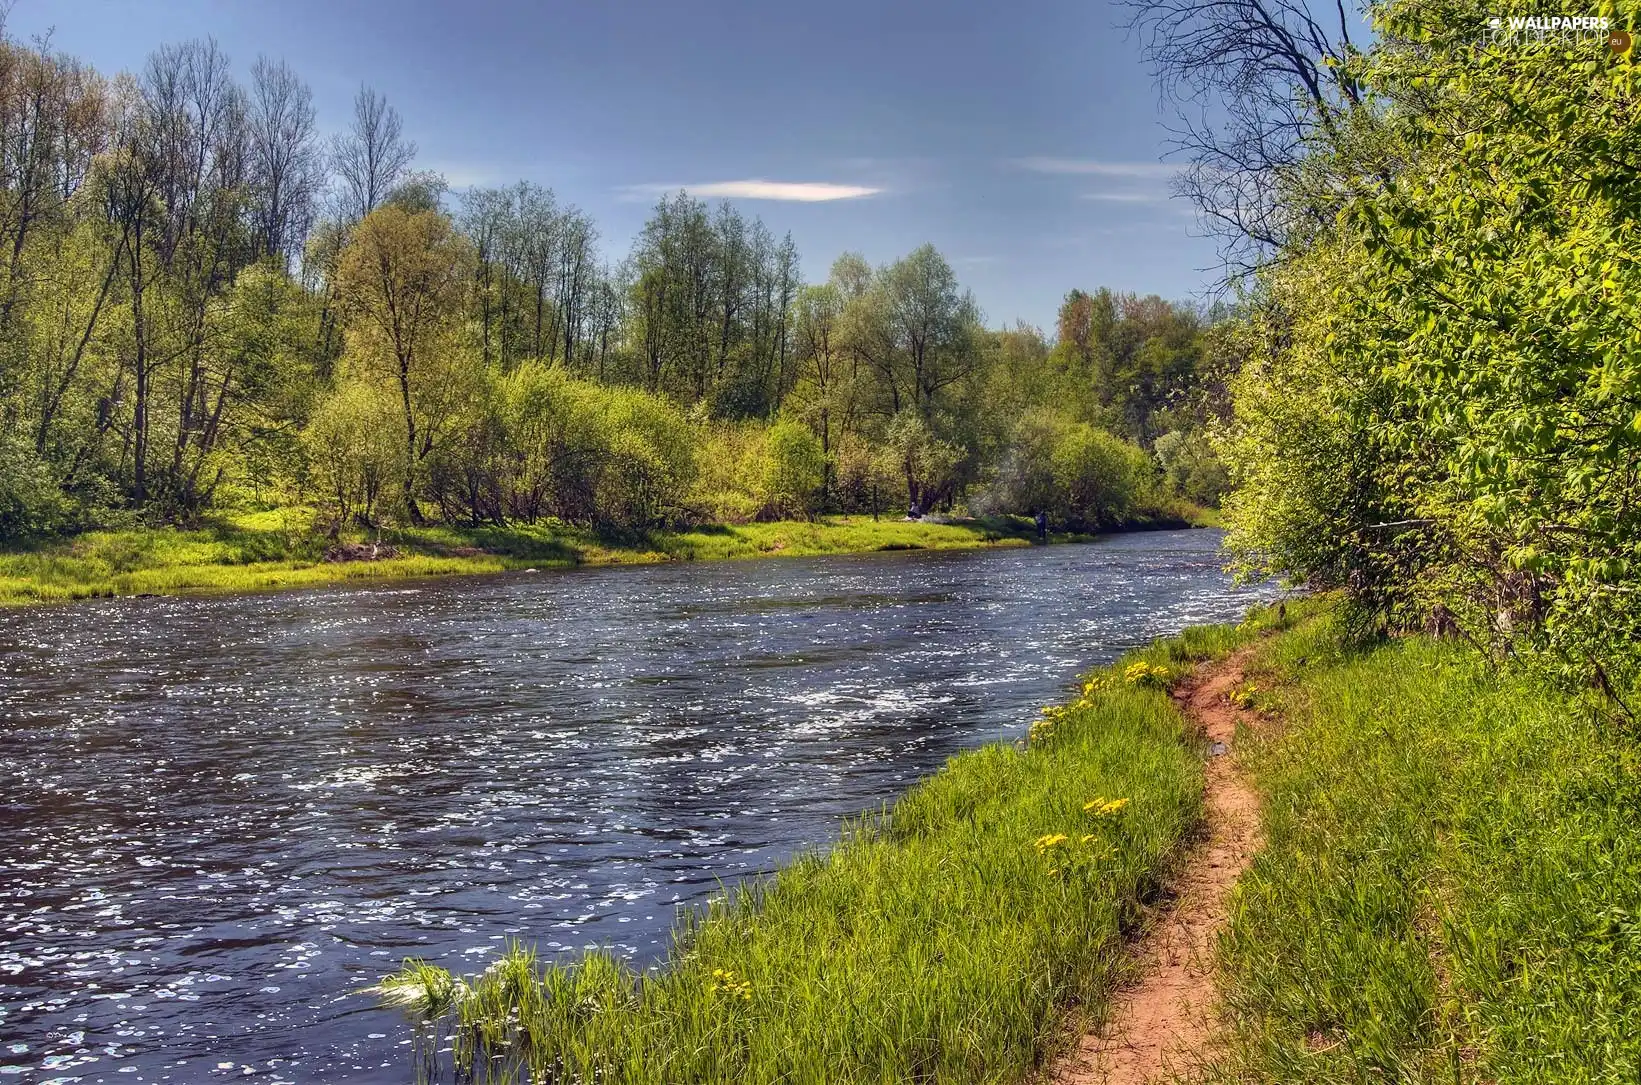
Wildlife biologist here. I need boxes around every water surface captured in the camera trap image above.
[0,529,1273,1083]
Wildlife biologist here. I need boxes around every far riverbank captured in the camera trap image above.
[0,506,1209,607]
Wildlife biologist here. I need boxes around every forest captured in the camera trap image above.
[0,29,1227,552]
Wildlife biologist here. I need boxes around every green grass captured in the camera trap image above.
[369,609,1289,1084]
[0,509,1176,607]
[1211,605,1641,1084]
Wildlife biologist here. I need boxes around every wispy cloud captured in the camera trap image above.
[1080,191,1169,203]
[621,179,883,202]
[1012,157,1178,180]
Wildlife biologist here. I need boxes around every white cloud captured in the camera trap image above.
[1012,157,1178,179]
[1080,191,1169,203]
[622,179,883,202]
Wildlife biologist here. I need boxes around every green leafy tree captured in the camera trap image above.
[333,204,475,521]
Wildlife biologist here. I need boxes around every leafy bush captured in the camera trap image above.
[689,424,769,524]
[1217,2,1641,686]
[1153,428,1228,506]
[303,382,404,529]
[1050,422,1154,529]
[0,433,75,542]
[591,387,698,530]
[761,420,825,519]
[986,410,1157,529]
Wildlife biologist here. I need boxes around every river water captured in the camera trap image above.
[0,529,1272,1083]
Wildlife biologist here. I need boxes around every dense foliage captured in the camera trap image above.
[1218,3,1641,691]
[0,31,1228,547]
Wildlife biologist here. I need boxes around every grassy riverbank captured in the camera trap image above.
[0,507,1202,607]
[370,610,1285,1084]
[1209,606,1641,1084]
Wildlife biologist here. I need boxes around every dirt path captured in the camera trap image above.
[1050,648,1264,1085]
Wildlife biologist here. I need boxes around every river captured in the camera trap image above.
[0,529,1273,1083]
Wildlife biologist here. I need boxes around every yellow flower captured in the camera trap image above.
[1124,661,1175,688]
[1033,832,1069,850]
[1084,797,1130,815]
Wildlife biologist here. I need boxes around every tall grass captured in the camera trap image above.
[369,612,1288,1084]
[1213,609,1641,1084]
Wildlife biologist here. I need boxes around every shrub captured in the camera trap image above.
[0,433,74,542]
[1050,422,1153,529]
[302,382,404,529]
[762,420,825,519]
[1153,428,1228,506]
[690,424,768,524]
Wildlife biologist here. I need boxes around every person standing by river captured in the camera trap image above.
[1035,510,1048,542]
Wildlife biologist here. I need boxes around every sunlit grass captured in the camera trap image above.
[369,605,1292,1084]
[0,506,1212,607]
[1210,606,1641,1084]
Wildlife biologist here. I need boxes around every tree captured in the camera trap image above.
[0,38,108,331]
[1125,0,1364,273]
[1215,0,1641,692]
[881,244,981,420]
[1154,428,1227,504]
[791,280,855,503]
[1050,423,1152,528]
[460,185,513,367]
[883,410,961,513]
[305,380,402,529]
[625,192,800,415]
[0,19,1220,547]
[984,409,1156,528]
[331,86,415,222]
[332,205,473,520]
[247,57,320,266]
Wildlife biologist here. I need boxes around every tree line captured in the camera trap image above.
[0,28,1228,543]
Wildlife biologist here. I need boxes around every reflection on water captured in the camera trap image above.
[0,530,1274,1083]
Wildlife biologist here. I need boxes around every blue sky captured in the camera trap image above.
[16,0,1221,332]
